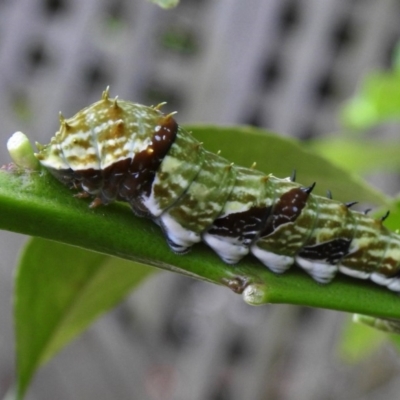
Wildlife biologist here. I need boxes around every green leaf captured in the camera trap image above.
[15,237,154,399]
[338,316,386,364]
[147,0,179,9]
[308,137,400,174]
[340,71,400,130]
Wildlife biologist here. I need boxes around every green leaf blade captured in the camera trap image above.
[15,238,154,399]
[308,137,400,174]
[340,71,400,130]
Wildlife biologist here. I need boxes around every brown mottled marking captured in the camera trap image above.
[261,187,311,237]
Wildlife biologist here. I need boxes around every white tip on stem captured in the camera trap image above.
[7,131,40,170]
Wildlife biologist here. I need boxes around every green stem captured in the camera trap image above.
[1,165,400,319]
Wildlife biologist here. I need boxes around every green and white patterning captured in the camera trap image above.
[35,88,400,293]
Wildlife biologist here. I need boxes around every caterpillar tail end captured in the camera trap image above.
[353,314,400,334]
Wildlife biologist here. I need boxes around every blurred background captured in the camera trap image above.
[1,0,400,399]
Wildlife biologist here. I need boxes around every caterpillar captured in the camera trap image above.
[35,88,400,292]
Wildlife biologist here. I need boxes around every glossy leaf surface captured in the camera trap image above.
[15,238,154,399]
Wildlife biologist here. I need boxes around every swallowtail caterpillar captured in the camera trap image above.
[35,88,400,293]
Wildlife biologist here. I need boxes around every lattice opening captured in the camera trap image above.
[82,60,112,93]
[41,0,69,17]
[331,18,356,53]
[142,82,184,113]
[261,56,283,90]
[24,41,53,74]
[103,0,130,27]
[314,73,337,104]
[158,24,200,57]
[278,0,302,35]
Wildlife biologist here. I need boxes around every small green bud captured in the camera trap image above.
[7,131,40,170]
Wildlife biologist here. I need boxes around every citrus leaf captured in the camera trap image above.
[15,237,154,399]
[308,137,400,174]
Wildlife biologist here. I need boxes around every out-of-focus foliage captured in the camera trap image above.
[310,43,400,176]
[340,43,400,130]
[148,0,180,9]
[324,42,400,356]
